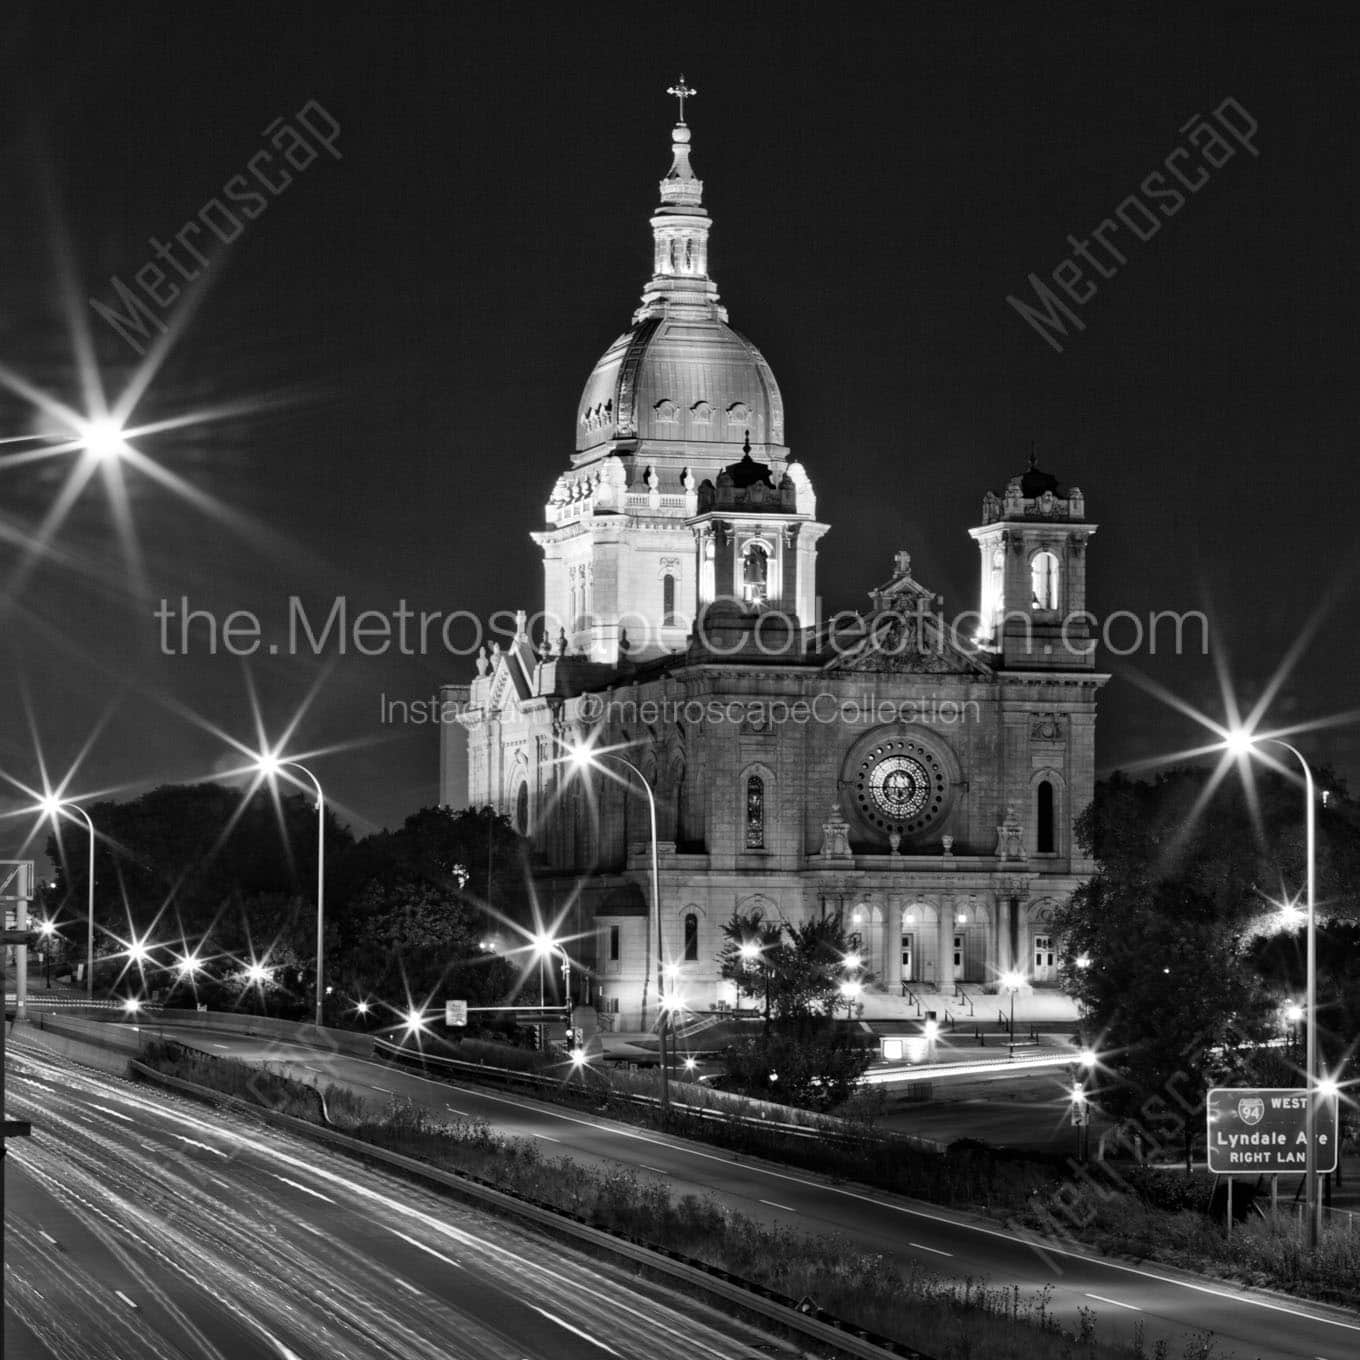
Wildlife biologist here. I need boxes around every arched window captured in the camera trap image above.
[683,912,699,962]
[745,775,765,849]
[1036,779,1055,853]
[989,547,1005,623]
[741,542,769,604]
[515,783,529,834]
[662,573,678,627]
[1031,551,1060,610]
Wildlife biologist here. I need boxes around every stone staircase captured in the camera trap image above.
[858,982,1080,1028]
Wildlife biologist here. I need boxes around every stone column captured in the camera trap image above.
[885,897,903,991]
[937,896,954,991]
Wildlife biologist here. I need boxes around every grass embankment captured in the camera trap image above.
[139,1041,1242,1360]
[408,1037,1360,1310]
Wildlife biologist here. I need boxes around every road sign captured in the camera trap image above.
[1207,1087,1338,1175]
[444,1000,468,1027]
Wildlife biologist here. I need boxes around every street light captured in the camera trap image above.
[1224,727,1322,1247]
[839,976,862,1021]
[255,753,327,1029]
[37,795,97,1001]
[1000,968,1025,1059]
[74,416,129,463]
[565,742,669,1112]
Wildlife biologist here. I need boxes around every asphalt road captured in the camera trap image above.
[2,1033,796,1360]
[137,1021,1360,1360]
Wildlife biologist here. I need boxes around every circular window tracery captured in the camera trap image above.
[853,736,949,836]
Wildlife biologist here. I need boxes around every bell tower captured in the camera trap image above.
[969,456,1096,670]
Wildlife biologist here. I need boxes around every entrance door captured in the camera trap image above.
[900,932,915,982]
[954,930,984,982]
[1033,933,1055,983]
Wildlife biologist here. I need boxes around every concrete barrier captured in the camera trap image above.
[146,1010,375,1058]
[21,1020,138,1077]
[42,1008,375,1060]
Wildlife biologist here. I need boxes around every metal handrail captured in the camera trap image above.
[901,983,922,1015]
[952,984,974,1016]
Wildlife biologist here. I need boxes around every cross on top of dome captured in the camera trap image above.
[667,75,696,124]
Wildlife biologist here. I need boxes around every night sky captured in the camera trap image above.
[2,1,1357,836]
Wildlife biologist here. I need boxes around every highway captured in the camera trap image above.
[2,1033,795,1360]
[138,1020,1360,1360]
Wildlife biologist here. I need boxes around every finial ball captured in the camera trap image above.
[672,124,691,144]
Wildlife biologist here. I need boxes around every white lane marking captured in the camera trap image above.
[37,1230,59,1248]
[114,1290,138,1309]
[383,1226,464,1269]
[910,1241,953,1257]
[211,1043,230,1050]
[445,1105,469,1117]
[90,1104,134,1123]
[1086,1293,1141,1311]
[372,1085,395,1094]
[639,1165,668,1175]
[172,1134,229,1159]
[269,1174,335,1204]
[529,1306,620,1355]
[759,1199,795,1213]
[395,1278,421,1296]
[530,1131,560,1143]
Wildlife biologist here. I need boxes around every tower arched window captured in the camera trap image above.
[515,782,529,835]
[683,912,699,962]
[1031,551,1060,611]
[745,775,765,849]
[1036,779,1055,853]
[741,542,769,604]
[662,573,678,627]
[989,547,1005,623]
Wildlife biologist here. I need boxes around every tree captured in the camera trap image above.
[330,805,532,933]
[717,910,787,1027]
[717,910,862,1026]
[327,806,531,1016]
[721,1029,872,1112]
[1056,766,1360,1165]
[716,909,872,1110]
[45,782,350,998]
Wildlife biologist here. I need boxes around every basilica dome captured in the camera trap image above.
[575,315,784,454]
[574,107,786,458]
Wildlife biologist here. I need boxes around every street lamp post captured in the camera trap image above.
[257,756,326,1029]
[1225,731,1322,1248]
[1000,969,1025,1059]
[567,745,668,1112]
[38,798,97,1001]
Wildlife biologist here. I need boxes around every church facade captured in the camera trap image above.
[441,90,1106,1027]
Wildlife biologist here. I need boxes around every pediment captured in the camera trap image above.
[825,608,993,677]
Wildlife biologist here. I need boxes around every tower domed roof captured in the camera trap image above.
[574,87,785,458]
[576,315,784,454]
